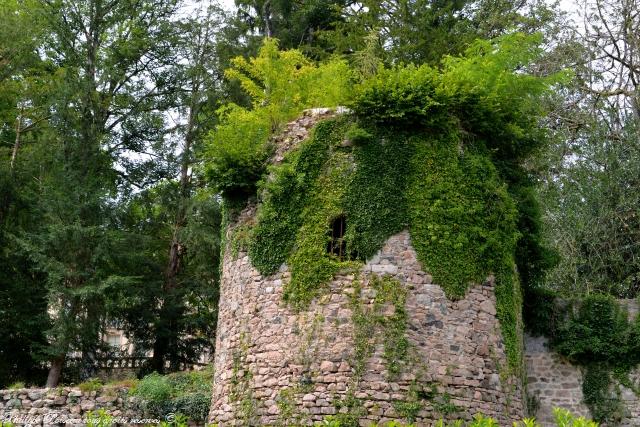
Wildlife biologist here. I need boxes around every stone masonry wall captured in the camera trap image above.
[0,387,152,426]
[208,230,524,426]
[525,300,640,426]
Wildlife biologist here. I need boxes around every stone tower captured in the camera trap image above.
[208,109,525,426]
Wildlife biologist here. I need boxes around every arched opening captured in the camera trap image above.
[327,215,347,260]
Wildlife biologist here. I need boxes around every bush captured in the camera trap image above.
[170,392,211,422]
[7,381,25,390]
[131,369,213,423]
[78,378,103,393]
[204,38,353,201]
[204,105,272,200]
[132,372,172,403]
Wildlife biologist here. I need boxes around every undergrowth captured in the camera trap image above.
[130,368,213,423]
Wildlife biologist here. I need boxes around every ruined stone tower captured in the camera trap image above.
[208,109,525,426]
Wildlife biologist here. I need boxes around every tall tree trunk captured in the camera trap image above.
[263,0,273,37]
[150,96,197,372]
[10,108,23,172]
[45,355,65,388]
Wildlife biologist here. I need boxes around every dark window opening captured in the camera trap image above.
[327,215,347,260]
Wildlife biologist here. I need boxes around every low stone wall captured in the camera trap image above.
[0,387,152,426]
[209,230,524,425]
[525,334,590,424]
[525,299,640,427]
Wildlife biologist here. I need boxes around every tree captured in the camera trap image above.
[19,0,185,386]
[230,0,347,57]
[316,0,561,65]
[147,4,224,372]
[0,0,53,388]
[536,0,640,297]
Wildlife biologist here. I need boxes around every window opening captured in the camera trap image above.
[327,215,347,260]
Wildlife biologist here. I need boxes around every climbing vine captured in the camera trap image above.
[211,34,562,379]
[229,332,256,424]
[341,274,460,424]
[527,292,640,424]
[243,116,524,371]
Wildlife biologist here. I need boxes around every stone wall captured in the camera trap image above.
[208,110,524,426]
[209,230,524,426]
[525,300,640,426]
[0,387,152,426]
[524,334,590,424]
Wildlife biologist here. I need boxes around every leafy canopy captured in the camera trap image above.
[204,38,353,199]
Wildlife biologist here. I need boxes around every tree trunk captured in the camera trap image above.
[263,0,273,37]
[151,327,168,374]
[150,77,199,371]
[45,355,65,388]
[10,109,23,172]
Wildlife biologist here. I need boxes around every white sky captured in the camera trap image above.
[219,0,235,11]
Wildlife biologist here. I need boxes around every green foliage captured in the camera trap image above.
[225,38,352,126]
[408,137,519,299]
[132,373,173,403]
[344,124,374,146]
[467,415,499,427]
[529,294,640,423]
[553,295,636,363]
[131,369,213,423]
[330,390,367,427]
[284,151,357,307]
[351,64,443,127]
[229,332,256,424]
[540,119,640,298]
[78,378,103,393]
[582,363,624,424]
[351,33,566,135]
[86,409,114,427]
[205,38,353,199]
[247,120,334,273]
[204,105,272,200]
[393,382,459,422]
[234,34,559,374]
[7,381,25,390]
[158,413,189,427]
[343,127,412,261]
[348,276,410,381]
[553,408,599,427]
[314,409,598,426]
[371,276,410,377]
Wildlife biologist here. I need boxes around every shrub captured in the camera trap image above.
[134,372,173,402]
[131,370,213,423]
[553,294,633,363]
[78,378,103,393]
[204,38,353,201]
[204,105,272,200]
[171,392,211,422]
[7,381,25,390]
[553,408,598,427]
